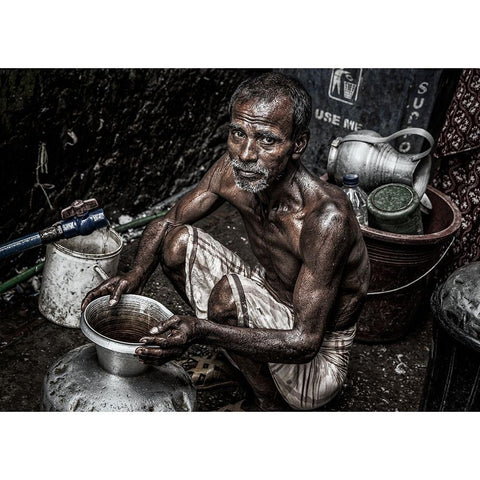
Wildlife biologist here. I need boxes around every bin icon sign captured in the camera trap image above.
[329,68,363,105]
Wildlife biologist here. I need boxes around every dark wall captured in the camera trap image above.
[0,68,262,277]
[0,68,459,280]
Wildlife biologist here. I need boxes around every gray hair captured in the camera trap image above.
[229,72,312,138]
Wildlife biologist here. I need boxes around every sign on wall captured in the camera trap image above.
[278,69,444,174]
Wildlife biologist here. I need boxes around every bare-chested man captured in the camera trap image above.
[82,73,370,411]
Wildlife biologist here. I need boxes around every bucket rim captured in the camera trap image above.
[361,185,462,245]
[52,228,123,259]
[81,294,173,354]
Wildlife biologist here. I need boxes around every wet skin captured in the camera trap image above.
[81,95,370,407]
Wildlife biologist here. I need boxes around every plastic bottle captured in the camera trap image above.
[341,173,369,226]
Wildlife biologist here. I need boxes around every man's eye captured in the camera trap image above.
[262,136,275,145]
[232,130,245,138]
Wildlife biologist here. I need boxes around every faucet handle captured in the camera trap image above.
[61,198,100,219]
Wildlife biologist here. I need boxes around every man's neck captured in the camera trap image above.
[256,160,301,210]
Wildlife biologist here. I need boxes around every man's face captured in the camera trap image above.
[227,96,296,194]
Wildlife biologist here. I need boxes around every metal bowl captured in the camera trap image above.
[81,294,173,376]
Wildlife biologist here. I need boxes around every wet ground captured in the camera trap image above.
[0,202,433,412]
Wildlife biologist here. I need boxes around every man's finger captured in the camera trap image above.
[149,317,177,334]
[135,346,183,365]
[135,345,183,355]
[81,284,109,311]
[82,277,121,310]
[109,279,129,306]
[139,334,184,348]
[81,293,93,311]
[139,336,165,345]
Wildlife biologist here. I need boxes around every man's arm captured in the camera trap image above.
[139,204,352,364]
[129,158,228,281]
[81,154,228,310]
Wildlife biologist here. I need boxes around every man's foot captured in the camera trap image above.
[181,351,243,390]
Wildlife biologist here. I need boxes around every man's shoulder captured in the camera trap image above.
[201,153,234,191]
[299,177,353,240]
[209,152,231,175]
[305,199,350,231]
[202,152,250,204]
[301,174,349,219]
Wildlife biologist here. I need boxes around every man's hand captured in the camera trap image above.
[81,268,145,311]
[135,315,198,366]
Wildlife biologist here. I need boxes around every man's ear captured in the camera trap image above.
[292,131,309,160]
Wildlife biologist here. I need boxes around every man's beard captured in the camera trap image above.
[229,156,270,194]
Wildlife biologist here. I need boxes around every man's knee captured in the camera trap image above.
[208,275,238,325]
[162,225,190,271]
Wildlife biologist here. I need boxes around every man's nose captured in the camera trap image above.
[239,139,257,163]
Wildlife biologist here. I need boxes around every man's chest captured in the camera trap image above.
[221,187,305,276]
[240,207,304,285]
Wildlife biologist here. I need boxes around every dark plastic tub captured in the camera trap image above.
[356,185,461,343]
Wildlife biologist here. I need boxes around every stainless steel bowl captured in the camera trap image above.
[81,294,173,376]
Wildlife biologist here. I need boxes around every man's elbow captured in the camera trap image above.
[287,333,321,364]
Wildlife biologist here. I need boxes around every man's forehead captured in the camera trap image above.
[233,94,292,112]
[231,95,294,127]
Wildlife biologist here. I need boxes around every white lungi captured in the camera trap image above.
[183,225,356,410]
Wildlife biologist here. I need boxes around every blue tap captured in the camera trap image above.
[60,208,109,238]
[0,199,110,260]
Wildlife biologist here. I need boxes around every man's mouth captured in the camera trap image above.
[235,169,261,179]
[230,156,269,193]
[230,158,267,177]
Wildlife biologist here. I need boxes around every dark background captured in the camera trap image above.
[0,69,262,277]
[0,68,460,280]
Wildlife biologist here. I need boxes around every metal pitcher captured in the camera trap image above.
[327,127,434,199]
[38,228,123,328]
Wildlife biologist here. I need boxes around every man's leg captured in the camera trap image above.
[161,225,288,410]
[160,225,191,305]
[207,276,290,411]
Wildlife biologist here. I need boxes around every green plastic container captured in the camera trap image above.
[367,183,423,235]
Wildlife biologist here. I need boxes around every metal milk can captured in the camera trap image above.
[327,127,434,199]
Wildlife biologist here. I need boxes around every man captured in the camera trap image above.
[82,73,370,411]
